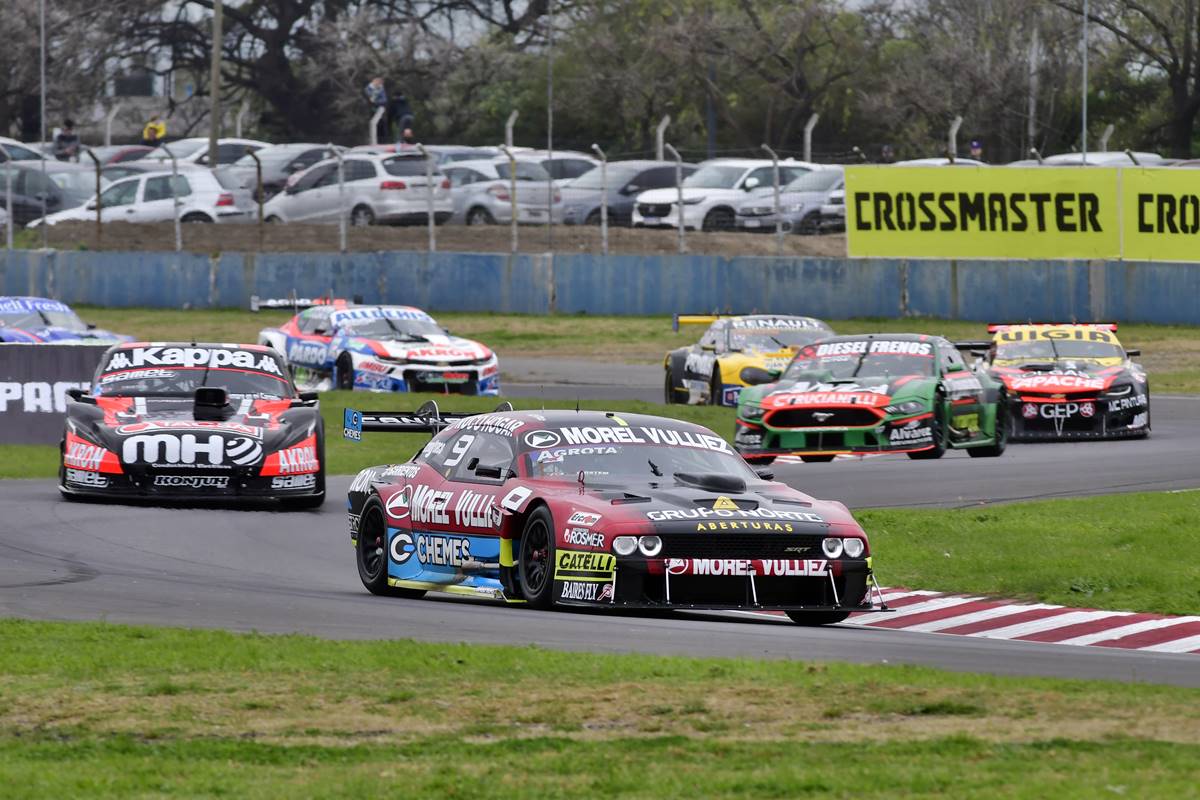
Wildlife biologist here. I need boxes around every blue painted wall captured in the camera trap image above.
[1,249,1196,324]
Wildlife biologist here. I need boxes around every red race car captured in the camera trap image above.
[344,402,888,626]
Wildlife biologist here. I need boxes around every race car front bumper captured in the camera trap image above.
[347,357,501,396]
[60,466,322,501]
[733,416,938,457]
[1009,397,1149,440]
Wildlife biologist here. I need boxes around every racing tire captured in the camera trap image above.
[350,205,375,227]
[518,506,556,609]
[800,455,836,463]
[335,354,355,390]
[968,394,1009,458]
[702,208,735,232]
[785,610,851,626]
[356,497,426,599]
[181,213,213,223]
[707,372,722,406]
[908,392,948,460]
[742,455,776,466]
[664,371,681,404]
[466,207,495,226]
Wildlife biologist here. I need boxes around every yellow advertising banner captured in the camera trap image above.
[1121,168,1200,262]
[844,167,1121,260]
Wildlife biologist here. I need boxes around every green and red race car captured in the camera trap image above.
[734,333,1009,463]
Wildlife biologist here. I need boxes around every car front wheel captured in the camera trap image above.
[518,507,556,609]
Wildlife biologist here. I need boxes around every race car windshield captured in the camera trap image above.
[340,317,445,341]
[523,441,756,484]
[0,308,85,330]
[994,340,1124,363]
[95,367,293,398]
[785,342,936,380]
[730,327,828,351]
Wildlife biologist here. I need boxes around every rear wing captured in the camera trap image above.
[954,340,993,351]
[250,293,362,312]
[343,400,514,441]
[673,313,748,332]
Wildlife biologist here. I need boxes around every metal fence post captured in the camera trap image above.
[104,103,122,148]
[500,145,519,254]
[333,145,346,253]
[236,100,249,138]
[591,143,608,256]
[803,113,819,164]
[164,143,181,253]
[761,144,783,255]
[417,143,436,253]
[655,116,671,162]
[1098,124,1114,152]
[369,107,384,146]
[664,143,685,254]
[0,144,14,250]
[246,147,264,249]
[505,110,519,149]
[948,115,963,163]
[83,148,102,245]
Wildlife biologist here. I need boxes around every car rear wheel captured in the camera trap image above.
[181,212,212,223]
[356,499,425,598]
[466,207,495,225]
[968,394,1009,458]
[351,205,375,226]
[336,354,354,390]
[800,455,836,463]
[702,208,735,231]
[908,393,948,460]
[785,610,851,626]
[518,507,556,609]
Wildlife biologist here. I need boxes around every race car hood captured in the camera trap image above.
[360,335,493,363]
[530,478,855,536]
[69,395,316,469]
[989,363,1122,393]
[752,376,931,411]
[0,325,129,344]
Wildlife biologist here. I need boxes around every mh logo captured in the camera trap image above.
[123,434,262,465]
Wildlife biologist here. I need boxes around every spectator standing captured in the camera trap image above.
[364,77,389,142]
[396,127,418,152]
[969,139,985,162]
[54,120,80,161]
[142,115,167,147]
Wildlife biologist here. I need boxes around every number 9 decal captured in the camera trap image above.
[442,434,475,468]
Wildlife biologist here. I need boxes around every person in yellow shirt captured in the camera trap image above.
[142,115,166,147]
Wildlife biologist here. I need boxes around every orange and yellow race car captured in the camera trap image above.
[962,322,1150,440]
[664,314,833,407]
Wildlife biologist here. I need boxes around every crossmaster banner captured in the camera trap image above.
[0,344,109,444]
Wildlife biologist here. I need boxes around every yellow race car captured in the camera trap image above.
[664,314,834,406]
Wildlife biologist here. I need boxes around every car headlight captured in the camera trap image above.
[843,538,865,558]
[885,400,925,415]
[613,536,638,556]
[741,403,765,421]
[1102,384,1132,398]
[637,535,663,556]
[821,538,844,559]
[783,204,805,213]
[679,197,704,205]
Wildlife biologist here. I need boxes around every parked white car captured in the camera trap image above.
[142,137,271,167]
[442,158,562,225]
[632,158,815,231]
[520,150,601,185]
[736,165,844,234]
[262,153,453,226]
[32,169,255,226]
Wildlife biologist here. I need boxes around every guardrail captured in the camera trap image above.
[2,249,1198,324]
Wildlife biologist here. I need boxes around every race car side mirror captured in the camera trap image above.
[740,366,779,385]
[754,468,775,481]
[86,323,97,330]
[1126,349,1141,357]
[66,388,95,404]
[701,344,717,352]
[297,391,319,402]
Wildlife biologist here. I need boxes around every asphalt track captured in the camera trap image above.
[1,364,1197,686]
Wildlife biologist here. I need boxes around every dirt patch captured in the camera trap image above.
[37,220,848,258]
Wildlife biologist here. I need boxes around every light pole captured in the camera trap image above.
[40,0,47,249]
[1081,0,1089,163]
[208,0,223,169]
[546,0,555,251]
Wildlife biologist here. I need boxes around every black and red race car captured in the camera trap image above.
[59,342,325,506]
[345,403,888,625]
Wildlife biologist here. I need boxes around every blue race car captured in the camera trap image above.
[258,302,500,395]
[0,296,130,343]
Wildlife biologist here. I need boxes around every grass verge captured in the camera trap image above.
[74,307,1200,387]
[864,491,1200,616]
[0,618,1197,798]
[0,392,732,480]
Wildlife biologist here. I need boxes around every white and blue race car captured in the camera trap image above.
[0,296,130,344]
[258,301,500,395]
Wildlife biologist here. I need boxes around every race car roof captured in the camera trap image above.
[805,332,938,344]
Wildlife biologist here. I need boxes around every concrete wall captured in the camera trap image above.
[2,249,1196,324]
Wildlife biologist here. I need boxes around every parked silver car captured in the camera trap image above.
[442,159,562,225]
[34,169,255,226]
[736,165,844,234]
[560,160,697,226]
[221,144,342,200]
[262,153,453,226]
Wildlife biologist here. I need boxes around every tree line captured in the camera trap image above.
[3,0,1199,162]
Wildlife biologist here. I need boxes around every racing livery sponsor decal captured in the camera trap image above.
[1008,373,1107,391]
[99,369,176,384]
[524,430,562,449]
[996,327,1116,343]
[104,347,283,375]
[567,511,601,527]
[384,486,413,519]
[389,530,416,563]
[731,317,825,330]
[381,463,421,479]
[889,420,933,443]
[152,475,230,489]
[415,533,472,567]
[260,435,320,475]
[115,421,264,438]
[1110,393,1148,411]
[499,486,533,513]
[121,433,263,466]
[555,426,730,453]
[452,489,502,530]
[343,409,363,442]
[409,484,453,525]
[647,507,824,524]
[665,558,829,577]
[1022,401,1096,420]
[64,468,108,487]
[559,581,614,602]
[1,381,89,413]
[534,446,619,464]
[554,550,617,581]
[695,520,795,532]
[271,474,317,490]
[815,340,932,357]
[63,432,121,473]
[449,414,523,437]
[287,341,327,366]
[562,527,606,547]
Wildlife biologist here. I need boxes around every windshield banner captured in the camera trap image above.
[0,344,107,444]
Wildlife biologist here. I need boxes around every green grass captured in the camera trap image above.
[863,491,1200,616]
[0,392,732,479]
[73,307,1200,387]
[0,619,1197,798]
